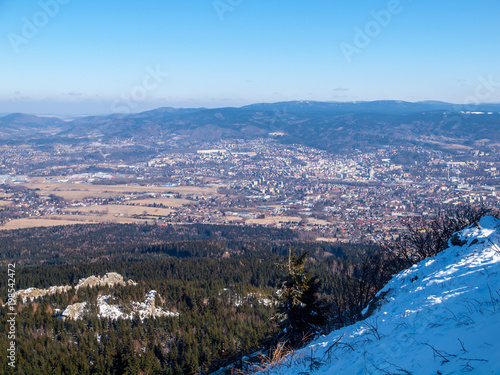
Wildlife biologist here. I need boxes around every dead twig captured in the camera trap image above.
[421,342,456,365]
[324,333,346,356]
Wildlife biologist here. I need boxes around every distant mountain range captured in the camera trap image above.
[1,101,499,153]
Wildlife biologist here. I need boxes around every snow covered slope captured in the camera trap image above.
[263,216,500,375]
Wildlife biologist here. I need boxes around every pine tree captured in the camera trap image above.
[274,249,327,346]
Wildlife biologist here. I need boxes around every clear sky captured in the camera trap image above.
[1,0,499,115]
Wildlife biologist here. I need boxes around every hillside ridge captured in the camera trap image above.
[1,101,499,153]
[260,216,500,374]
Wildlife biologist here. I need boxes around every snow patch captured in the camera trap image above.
[259,216,500,374]
[87,290,179,321]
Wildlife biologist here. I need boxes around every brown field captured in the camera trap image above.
[419,138,473,150]
[0,214,155,230]
[63,204,174,217]
[307,218,331,226]
[441,144,473,150]
[474,139,492,145]
[246,216,302,225]
[316,237,350,243]
[0,217,96,230]
[125,198,194,207]
[315,237,337,243]
[0,180,213,230]
[57,214,151,225]
[14,180,220,201]
[219,216,244,223]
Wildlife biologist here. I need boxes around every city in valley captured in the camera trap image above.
[3,2,500,374]
[1,135,498,243]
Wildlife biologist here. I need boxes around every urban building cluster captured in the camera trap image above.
[0,138,498,243]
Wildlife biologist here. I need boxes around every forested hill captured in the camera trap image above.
[1,101,499,153]
[0,223,299,266]
[0,221,380,374]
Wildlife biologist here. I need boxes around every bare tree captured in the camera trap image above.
[388,204,496,271]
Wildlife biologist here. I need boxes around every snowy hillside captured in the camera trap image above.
[261,216,500,375]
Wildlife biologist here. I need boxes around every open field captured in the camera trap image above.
[219,216,244,223]
[63,204,174,217]
[418,138,474,150]
[15,179,220,201]
[0,217,97,230]
[124,198,194,207]
[306,218,331,226]
[316,237,350,243]
[246,216,302,225]
[0,214,153,230]
[0,181,222,230]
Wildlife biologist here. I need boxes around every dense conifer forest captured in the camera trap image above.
[0,223,382,374]
[1,205,490,374]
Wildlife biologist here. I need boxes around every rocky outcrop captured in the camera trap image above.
[95,290,179,321]
[11,272,136,306]
[76,272,132,290]
[10,272,172,322]
[97,295,125,320]
[14,285,72,303]
[131,290,179,320]
[99,272,126,288]
[62,302,87,320]
[75,275,101,290]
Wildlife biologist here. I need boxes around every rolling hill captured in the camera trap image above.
[1,101,499,153]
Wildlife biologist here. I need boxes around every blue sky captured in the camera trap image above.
[0,0,499,115]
